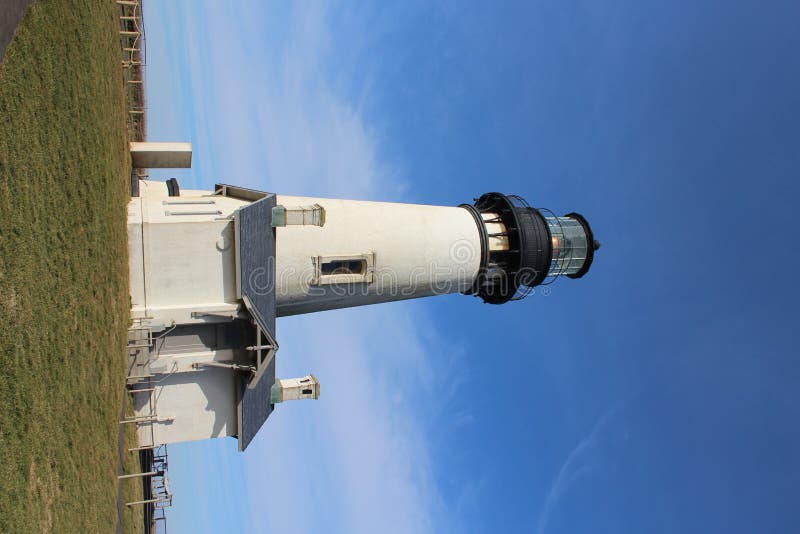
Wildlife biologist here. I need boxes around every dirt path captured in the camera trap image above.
[0,0,35,63]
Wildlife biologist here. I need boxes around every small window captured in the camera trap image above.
[321,260,366,276]
[312,253,375,285]
[302,389,313,395]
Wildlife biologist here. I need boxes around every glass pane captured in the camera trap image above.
[545,217,588,276]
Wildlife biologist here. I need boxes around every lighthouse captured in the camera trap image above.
[126,180,598,451]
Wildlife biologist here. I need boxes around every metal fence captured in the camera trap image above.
[118,0,147,143]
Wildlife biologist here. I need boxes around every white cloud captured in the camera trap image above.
[167,3,452,532]
[245,307,447,534]
[177,1,401,200]
[536,406,631,534]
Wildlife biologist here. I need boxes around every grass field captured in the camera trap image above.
[0,1,134,532]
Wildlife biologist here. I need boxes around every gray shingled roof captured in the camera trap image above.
[228,188,278,451]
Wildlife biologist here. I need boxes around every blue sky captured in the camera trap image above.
[143,2,800,532]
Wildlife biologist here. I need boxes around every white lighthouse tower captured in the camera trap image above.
[126,179,598,451]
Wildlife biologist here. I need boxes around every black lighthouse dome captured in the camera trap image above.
[461,192,598,304]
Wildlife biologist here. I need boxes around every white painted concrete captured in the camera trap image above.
[134,367,237,445]
[128,181,250,324]
[272,375,320,402]
[274,195,483,316]
[129,184,485,322]
[127,182,487,447]
[129,142,192,168]
[127,198,146,313]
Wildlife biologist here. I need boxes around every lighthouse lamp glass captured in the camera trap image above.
[545,217,589,277]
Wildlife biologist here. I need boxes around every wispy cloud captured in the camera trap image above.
[245,308,447,533]
[163,3,451,532]
[176,1,401,200]
[537,407,623,534]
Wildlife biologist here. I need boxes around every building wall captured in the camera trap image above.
[129,184,485,320]
[274,195,482,316]
[127,182,484,447]
[132,322,252,446]
[134,366,238,446]
[129,181,249,325]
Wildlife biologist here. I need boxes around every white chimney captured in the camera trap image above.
[270,375,320,403]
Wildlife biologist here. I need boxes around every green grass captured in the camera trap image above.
[0,1,132,532]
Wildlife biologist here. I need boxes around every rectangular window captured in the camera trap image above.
[320,259,366,276]
[312,253,375,285]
